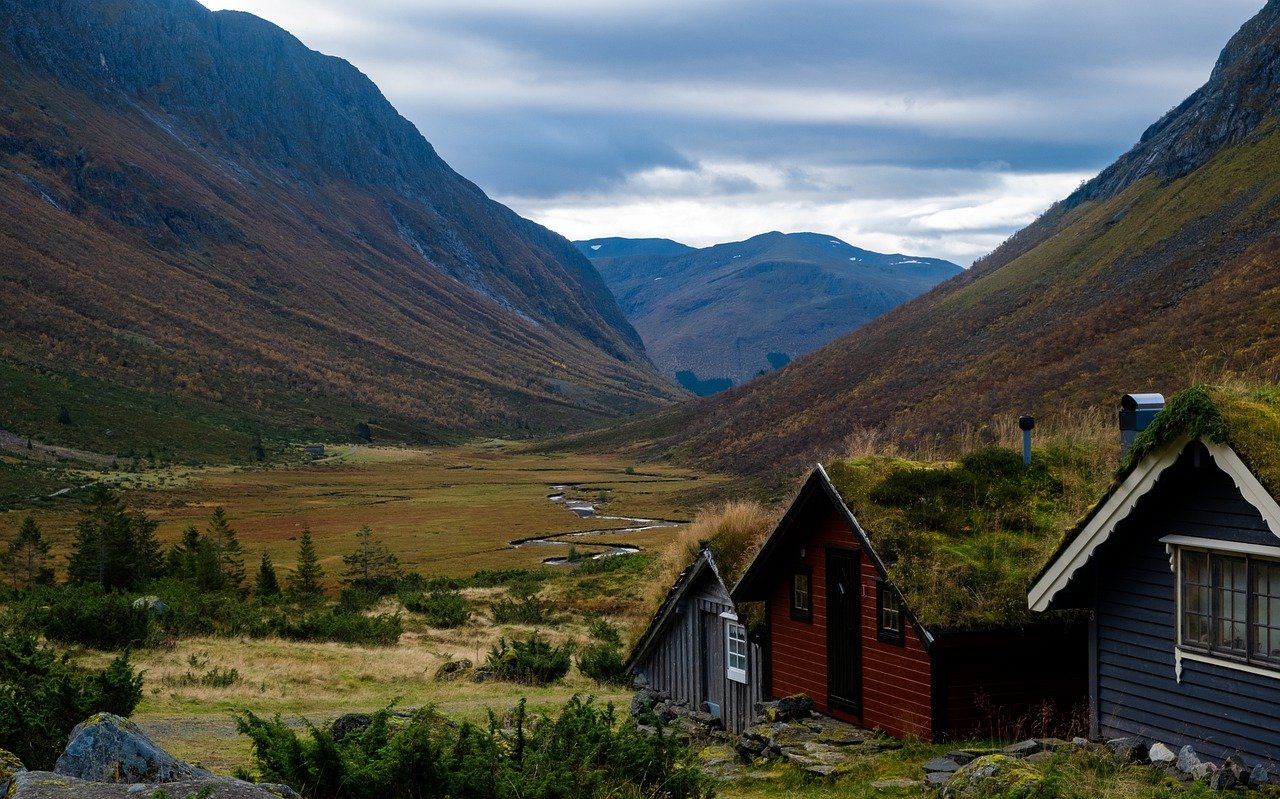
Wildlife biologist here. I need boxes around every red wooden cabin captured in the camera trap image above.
[731,465,1085,741]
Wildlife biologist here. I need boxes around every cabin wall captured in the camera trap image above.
[636,574,765,733]
[766,505,934,739]
[1093,453,1280,765]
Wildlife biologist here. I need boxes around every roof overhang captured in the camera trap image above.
[1028,437,1280,612]
[625,549,723,673]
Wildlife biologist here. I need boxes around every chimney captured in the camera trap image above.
[1119,393,1165,456]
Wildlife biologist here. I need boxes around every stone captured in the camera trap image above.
[945,750,978,766]
[130,596,169,616]
[1025,751,1054,766]
[1222,754,1247,781]
[925,771,952,786]
[1190,762,1214,780]
[871,779,920,789]
[1001,739,1043,758]
[814,722,870,747]
[0,748,25,799]
[1209,767,1238,791]
[755,695,816,723]
[1071,737,1090,747]
[923,757,961,774]
[1250,764,1270,786]
[470,666,493,683]
[55,713,211,784]
[1176,744,1202,774]
[433,658,472,681]
[1105,737,1147,763]
[10,772,289,799]
[256,784,301,799]
[1147,742,1177,765]
[941,755,1050,799]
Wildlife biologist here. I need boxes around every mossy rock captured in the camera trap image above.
[942,754,1056,799]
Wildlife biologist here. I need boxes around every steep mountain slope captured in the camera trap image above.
[0,0,678,458]
[592,0,1280,477]
[577,232,960,391]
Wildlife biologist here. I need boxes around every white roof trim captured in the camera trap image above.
[1159,535,1280,559]
[1204,441,1280,537]
[1028,437,1188,612]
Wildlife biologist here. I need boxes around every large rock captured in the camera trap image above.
[942,754,1050,799]
[1,748,25,797]
[9,772,292,799]
[54,713,211,784]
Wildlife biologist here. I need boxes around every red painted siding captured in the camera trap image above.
[766,504,935,740]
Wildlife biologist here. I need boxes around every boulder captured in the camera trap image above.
[1148,742,1177,765]
[55,713,211,784]
[1001,739,1044,758]
[1,748,25,798]
[10,772,289,799]
[754,695,815,723]
[1105,737,1147,763]
[1210,767,1238,791]
[942,755,1050,799]
[433,658,472,681]
[131,596,169,616]
[1251,764,1270,786]
[1176,744,1202,774]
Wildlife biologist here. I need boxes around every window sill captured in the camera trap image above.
[1175,646,1280,683]
[727,667,747,684]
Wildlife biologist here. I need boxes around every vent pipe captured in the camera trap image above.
[1119,393,1165,457]
[1019,415,1035,465]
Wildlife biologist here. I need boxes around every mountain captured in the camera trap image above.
[585,1,1280,477]
[576,232,961,393]
[0,0,679,460]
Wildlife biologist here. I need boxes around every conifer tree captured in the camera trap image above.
[66,485,162,590]
[340,525,401,593]
[206,507,246,591]
[2,515,54,589]
[287,527,324,601]
[254,552,281,599]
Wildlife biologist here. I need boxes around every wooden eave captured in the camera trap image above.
[625,549,726,674]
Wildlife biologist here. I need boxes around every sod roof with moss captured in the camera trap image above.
[824,445,1103,632]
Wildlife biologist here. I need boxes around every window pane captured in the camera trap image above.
[1181,550,1210,647]
[727,622,747,673]
[1214,555,1247,652]
[793,572,810,612]
[880,585,900,633]
[1254,560,1280,661]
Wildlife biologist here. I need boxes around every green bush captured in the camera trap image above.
[0,632,143,769]
[236,696,712,799]
[403,588,472,628]
[486,633,572,685]
[336,587,381,614]
[272,612,402,646]
[12,584,153,650]
[147,578,269,638]
[490,581,558,626]
[575,619,630,686]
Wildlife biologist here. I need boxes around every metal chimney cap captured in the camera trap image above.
[1121,393,1165,411]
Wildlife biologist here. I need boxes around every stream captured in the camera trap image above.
[510,484,683,565]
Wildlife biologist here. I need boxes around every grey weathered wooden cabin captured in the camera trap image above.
[625,549,765,733]
[1030,388,1280,769]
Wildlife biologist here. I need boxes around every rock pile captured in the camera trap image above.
[0,714,299,799]
[924,735,1274,793]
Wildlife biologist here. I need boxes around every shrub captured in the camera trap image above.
[13,584,153,650]
[147,577,268,638]
[485,633,572,685]
[272,612,402,646]
[236,696,711,799]
[575,619,630,686]
[490,580,557,626]
[403,588,472,628]
[0,632,143,769]
[336,587,381,614]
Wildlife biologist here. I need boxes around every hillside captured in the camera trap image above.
[581,0,1280,477]
[0,0,679,461]
[577,232,960,392]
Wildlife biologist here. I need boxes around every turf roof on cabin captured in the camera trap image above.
[821,446,1098,632]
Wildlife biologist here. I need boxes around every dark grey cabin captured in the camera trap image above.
[626,549,765,733]
[1031,436,1280,770]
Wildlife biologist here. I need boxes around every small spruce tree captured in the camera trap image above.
[287,527,325,602]
[2,515,54,589]
[340,525,401,594]
[255,552,281,599]
[206,507,246,591]
[66,485,162,590]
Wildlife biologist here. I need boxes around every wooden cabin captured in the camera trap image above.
[626,549,766,733]
[1030,387,1280,767]
[732,464,1085,741]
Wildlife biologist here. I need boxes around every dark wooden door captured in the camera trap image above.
[827,548,861,714]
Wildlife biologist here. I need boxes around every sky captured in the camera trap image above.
[201,1,1264,265]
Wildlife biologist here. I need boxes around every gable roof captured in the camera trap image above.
[1029,385,1280,612]
[625,548,729,673]
[731,464,931,644]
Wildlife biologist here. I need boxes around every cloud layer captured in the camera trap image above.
[203,0,1264,263]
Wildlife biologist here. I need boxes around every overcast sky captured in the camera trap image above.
[202,0,1262,265]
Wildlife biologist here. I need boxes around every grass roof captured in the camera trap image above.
[824,445,1106,631]
[1121,384,1280,495]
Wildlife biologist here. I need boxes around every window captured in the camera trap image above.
[1178,548,1280,667]
[790,566,812,622]
[726,621,748,683]
[876,580,904,644]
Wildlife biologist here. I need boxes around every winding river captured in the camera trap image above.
[509,484,683,565]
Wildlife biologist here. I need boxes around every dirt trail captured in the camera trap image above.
[0,428,116,468]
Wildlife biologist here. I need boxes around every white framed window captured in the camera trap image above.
[1176,545,1280,669]
[726,621,748,683]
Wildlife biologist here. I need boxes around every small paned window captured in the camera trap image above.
[726,622,748,683]
[1179,548,1280,668]
[876,581,904,644]
[790,566,812,622]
